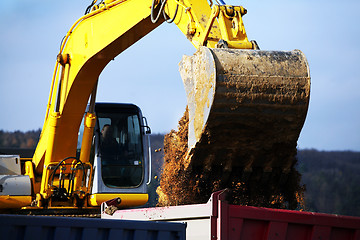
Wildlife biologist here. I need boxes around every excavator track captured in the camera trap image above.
[157,47,310,208]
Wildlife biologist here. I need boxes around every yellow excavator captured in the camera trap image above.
[0,0,310,212]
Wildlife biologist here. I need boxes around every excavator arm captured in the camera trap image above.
[34,0,254,172]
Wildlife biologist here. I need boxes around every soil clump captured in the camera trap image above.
[157,107,305,210]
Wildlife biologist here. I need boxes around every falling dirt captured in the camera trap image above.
[157,107,306,209]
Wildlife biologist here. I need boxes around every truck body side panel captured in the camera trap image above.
[226,204,360,240]
[0,214,186,240]
[103,191,360,240]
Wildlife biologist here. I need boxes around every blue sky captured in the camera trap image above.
[0,0,359,151]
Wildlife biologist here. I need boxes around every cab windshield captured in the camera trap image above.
[97,110,144,188]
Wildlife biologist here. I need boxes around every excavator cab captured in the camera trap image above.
[0,103,151,211]
[81,103,151,208]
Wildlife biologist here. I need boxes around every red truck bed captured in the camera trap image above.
[102,190,360,240]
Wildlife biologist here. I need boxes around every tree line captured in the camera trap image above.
[297,149,360,216]
[0,130,359,217]
[0,129,40,149]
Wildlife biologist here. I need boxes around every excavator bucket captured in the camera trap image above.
[156,47,310,208]
[179,47,310,174]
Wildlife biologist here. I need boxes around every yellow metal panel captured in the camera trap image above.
[0,196,32,209]
[79,112,96,164]
[89,193,148,207]
[164,0,220,47]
